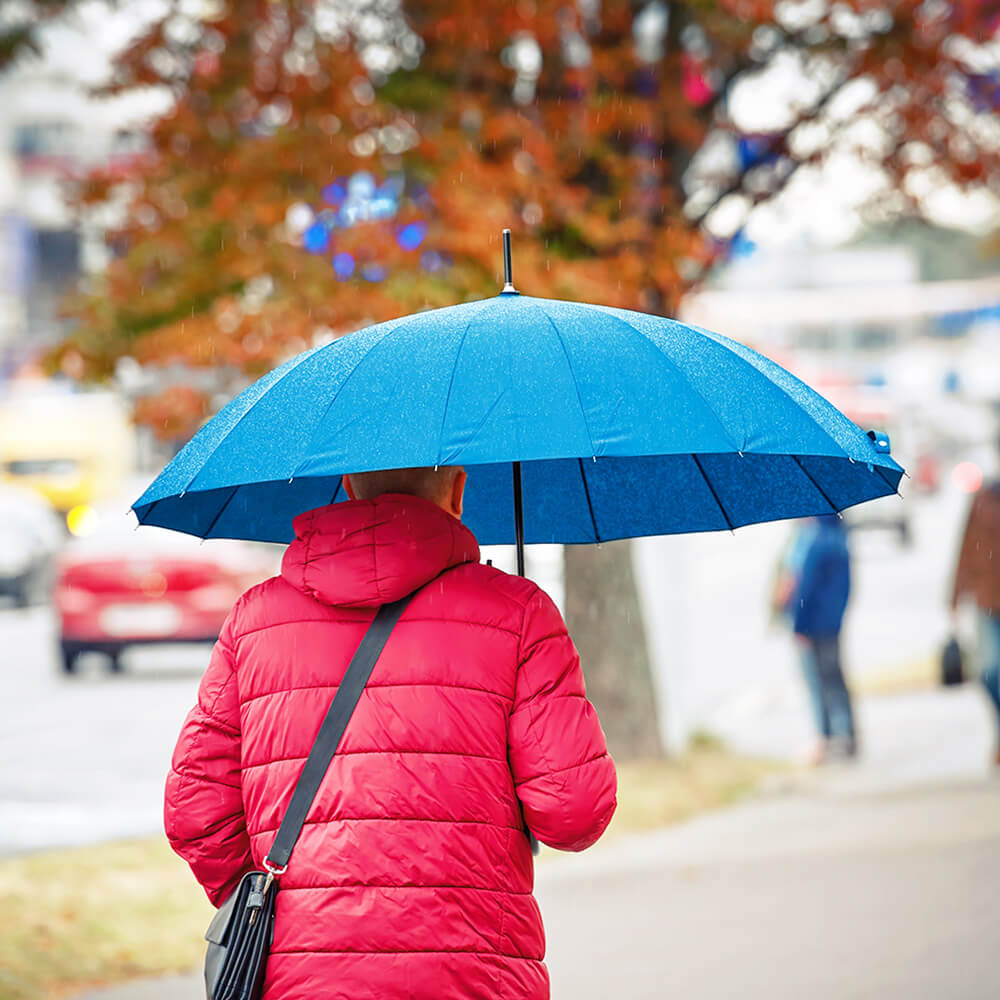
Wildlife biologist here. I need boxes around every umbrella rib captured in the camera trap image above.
[585,305,743,452]
[289,324,405,480]
[593,303,862,462]
[435,307,484,466]
[135,497,159,525]
[202,485,241,539]
[577,458,601,543]
[678,319,855,461]
[692,455,735,532]
[538,306,597,457]
[791,456,841,514]
[873,463,902,495]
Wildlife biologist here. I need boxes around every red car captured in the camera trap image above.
[54,507,279,674]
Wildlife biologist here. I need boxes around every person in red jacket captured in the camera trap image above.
[165,465,617,1000]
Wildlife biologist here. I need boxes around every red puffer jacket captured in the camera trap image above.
[165,493,617,999]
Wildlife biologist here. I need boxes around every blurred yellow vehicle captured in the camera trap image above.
[0,389,135,527]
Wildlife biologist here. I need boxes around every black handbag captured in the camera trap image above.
[204,592,416,1000]
[940,635,965,687]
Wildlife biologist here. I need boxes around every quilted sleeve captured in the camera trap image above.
[164,614,252,906]
[508,587,617,852]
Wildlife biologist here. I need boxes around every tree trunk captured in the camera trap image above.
[564,541,663,759]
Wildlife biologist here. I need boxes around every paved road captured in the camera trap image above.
[0,612,204,855]
[0,483,978,855]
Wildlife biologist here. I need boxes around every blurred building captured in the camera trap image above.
[682,237,1000,365]
[681,231,1000,438]
[0,6,167,368]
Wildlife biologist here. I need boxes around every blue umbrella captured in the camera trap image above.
[134,232,902,571]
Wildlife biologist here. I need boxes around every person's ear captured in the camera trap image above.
[447,468,467,519]
[343,475,356,501]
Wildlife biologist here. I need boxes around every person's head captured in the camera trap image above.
[343,466,467,520]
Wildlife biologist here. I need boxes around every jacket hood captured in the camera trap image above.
[281,493,480,608]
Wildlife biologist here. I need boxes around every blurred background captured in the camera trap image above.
[0,1,998,998]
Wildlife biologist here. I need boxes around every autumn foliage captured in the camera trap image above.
[54,0,1000,438]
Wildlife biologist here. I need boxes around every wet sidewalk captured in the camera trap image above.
[79,685,999,1000]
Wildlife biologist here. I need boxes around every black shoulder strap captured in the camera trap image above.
[265,592,415,870]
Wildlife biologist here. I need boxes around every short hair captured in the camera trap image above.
[345,466,461,504]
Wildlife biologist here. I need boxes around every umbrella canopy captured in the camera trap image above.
[134,292,903,547]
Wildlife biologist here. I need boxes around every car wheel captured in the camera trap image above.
[60,641,82,675]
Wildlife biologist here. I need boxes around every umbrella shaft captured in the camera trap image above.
[513,461,525,577]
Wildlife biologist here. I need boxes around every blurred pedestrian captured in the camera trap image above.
[951,467,1000,764]
[775,515,857,763]
[164,467,617,1000]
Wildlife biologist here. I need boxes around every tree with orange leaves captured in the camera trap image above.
[61,0,1000,413]
[52,0,1000,755]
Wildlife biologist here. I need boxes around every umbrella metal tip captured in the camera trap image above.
[501,227,517,294]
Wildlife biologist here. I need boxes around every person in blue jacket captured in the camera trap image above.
[778,515,857,762]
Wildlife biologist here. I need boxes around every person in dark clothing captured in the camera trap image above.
[778,516,856,762]
[951,475,1000,764]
